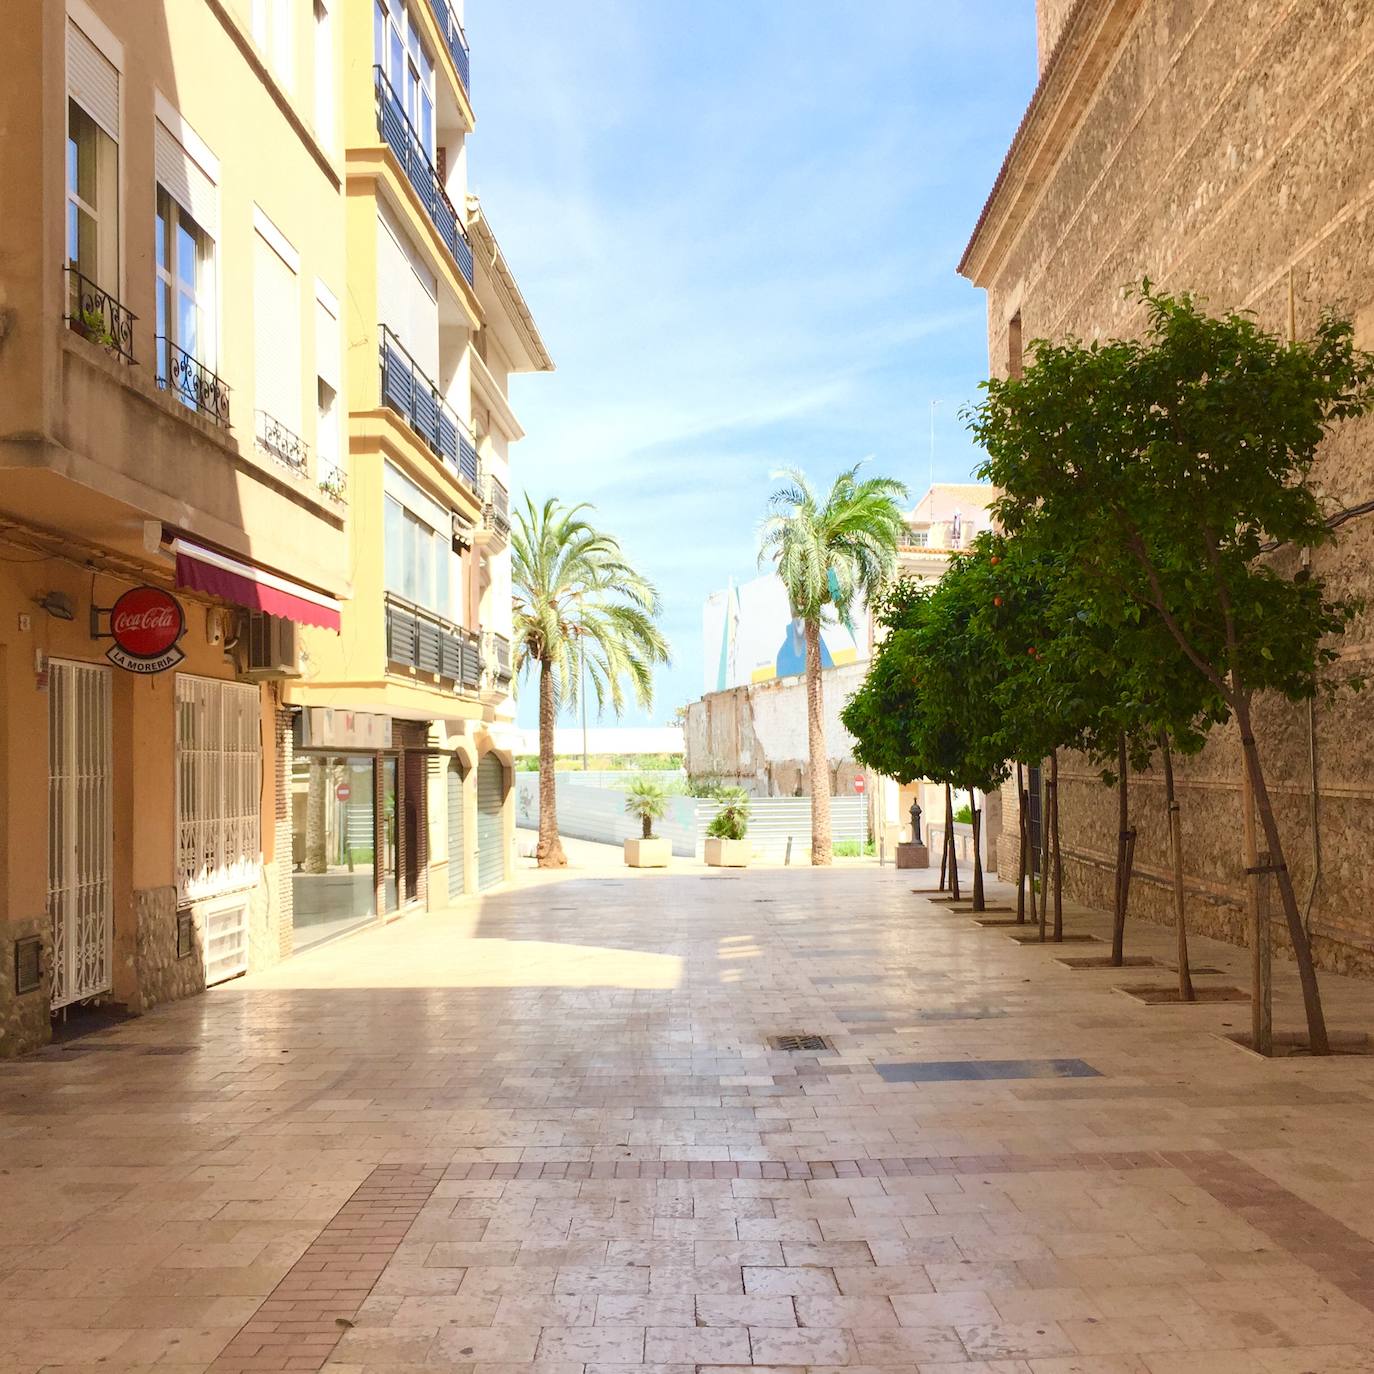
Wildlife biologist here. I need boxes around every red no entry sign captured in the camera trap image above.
[336,782,351,801]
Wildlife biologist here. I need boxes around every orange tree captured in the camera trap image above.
[972,285,1374,1049]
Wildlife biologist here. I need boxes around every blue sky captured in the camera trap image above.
[467,2,1038,729]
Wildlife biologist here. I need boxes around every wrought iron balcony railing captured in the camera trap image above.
[482,471,510,543]
[318,464,348,505]
[430,0,471,97]
[481,631,512,693]
[157,336,231,427]
[385,593,482,691]
[255,410,308,474]
[373,66,474,285]
[378,325,479,490]
[64,266,136,364]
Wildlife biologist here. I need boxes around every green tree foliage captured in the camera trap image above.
[623,776,670,840]
[972,285,1374,1048]
[706,787,751,842]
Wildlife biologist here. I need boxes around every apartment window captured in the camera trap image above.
[907,530,928,548]
[375,0,433,152]
[156,188,216,397]
[253,212,301,466]
[253,0,294,88]
[384,462,454,620]
[315,283,342,489]
[176,676,262,904]
[313,0,334,145]
[65,18,120,296]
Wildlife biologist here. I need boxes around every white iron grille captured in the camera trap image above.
[47,660,113,1010]
[176,676,262,903]
[203,898,249,986]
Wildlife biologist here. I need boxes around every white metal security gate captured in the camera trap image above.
[447,760,465,900]
[476,753,505,891]
[48,660,113,1010]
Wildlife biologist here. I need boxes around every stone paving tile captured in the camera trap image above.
[3,861,1374,1374]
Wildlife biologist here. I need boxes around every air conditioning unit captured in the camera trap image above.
[240,612,301,680]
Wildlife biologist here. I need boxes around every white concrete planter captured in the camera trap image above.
[624,837,670,868]
[705,837,750,868]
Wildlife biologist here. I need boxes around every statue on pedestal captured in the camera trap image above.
[909,798,923,845]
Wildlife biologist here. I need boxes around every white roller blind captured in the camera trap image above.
[67,20,119,139]
[254,229,300,432]
[376,206,438,378]
[156,118,218,239]
[315,294,339,390]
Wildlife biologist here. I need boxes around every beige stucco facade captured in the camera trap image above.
[961,0,1374,975]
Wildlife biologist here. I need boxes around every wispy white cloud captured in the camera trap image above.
[469,0,1037,725]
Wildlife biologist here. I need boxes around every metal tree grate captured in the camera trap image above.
[768,1033,834,1052]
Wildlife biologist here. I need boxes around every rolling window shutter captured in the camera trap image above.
[155,118,218,239]
[254,230,300,431]
[376,208,438,378]
[67,20,119,140]
[315,295,339,390]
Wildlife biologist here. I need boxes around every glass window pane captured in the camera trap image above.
[384,496,404,594]
[177,221,197,288]
[67,200,79,265]
[178,288,198,359]
[389,26,402,87]
[156,191,169,270]
[374,0,385,67]
[68,102,98,206]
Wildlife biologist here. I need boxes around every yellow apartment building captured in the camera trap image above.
[0,0,548,1056]
[285,0,551,942]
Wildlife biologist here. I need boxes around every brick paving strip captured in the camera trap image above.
[204,1149,1374,1372]
[208,1163,446,1374]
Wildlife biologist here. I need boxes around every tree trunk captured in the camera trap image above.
[969,787,985,911]
[1234,693,1328,1053]
[945,782,960,901]
[1038,763,1049,941]
[1016,762,1028,924]
[304,756,328,874]
[1159,733,1194,1001]
[938,787,951,890]
[1051,750,1063,941]
[804,618,832,866]
[1111,733,1135,965]
[642,813,652,841]
[537,657,566,867]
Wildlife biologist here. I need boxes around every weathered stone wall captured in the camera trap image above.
[685,665,868,797]
[130,885,203,1016]
[980,1,1374,972]
[0,914,51,1057]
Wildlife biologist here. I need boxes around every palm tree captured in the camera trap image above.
[759,465,908,864]
[512,497,670,867]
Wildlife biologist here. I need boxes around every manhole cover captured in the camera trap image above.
[768,1033,834,1052]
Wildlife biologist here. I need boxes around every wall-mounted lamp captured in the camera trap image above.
[35,591,75,621]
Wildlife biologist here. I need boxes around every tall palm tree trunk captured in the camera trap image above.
[537,657,566,868]
[804,617,832,865]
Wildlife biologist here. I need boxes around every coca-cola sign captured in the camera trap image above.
[106,586,185,673]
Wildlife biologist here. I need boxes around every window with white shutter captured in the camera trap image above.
[66,20,120,295]
[376,205,438,379]
[254,215,302,467]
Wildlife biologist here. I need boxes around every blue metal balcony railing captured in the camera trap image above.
[430,0,470,98]
[379,324,479,490]
[374,66,474,285]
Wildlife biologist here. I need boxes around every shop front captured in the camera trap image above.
[289,708,427,952]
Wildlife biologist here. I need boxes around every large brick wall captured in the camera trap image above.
[977,0,1374,974]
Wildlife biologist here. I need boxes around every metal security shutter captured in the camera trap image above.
[376,206,438,377]
[446,760,465,899]
[67,20,119,140]
[48,661,113,1010]
[476,753,505,890]
[254,227,301,431]
[156,117,218,239]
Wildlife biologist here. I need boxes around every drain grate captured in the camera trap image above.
[768,1033,834,1052]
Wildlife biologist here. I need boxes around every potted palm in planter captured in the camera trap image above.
[705,787,751,867]
[624,776,671,867]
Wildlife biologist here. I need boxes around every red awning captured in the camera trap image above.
[171,538,342,632]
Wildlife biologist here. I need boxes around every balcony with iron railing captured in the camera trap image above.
[480,470,510,546]
[430,0,470,98]
[64,266,136,364]
[481,630,512,696]
[157,336,231,428]
[385,592,482,691]
[255,410,308,476]
[373,66,474,285]
[378,325,480,492]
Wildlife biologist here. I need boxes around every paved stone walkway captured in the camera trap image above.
[5,860,1374,1374]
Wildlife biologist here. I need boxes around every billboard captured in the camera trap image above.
[703,573,867,693]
